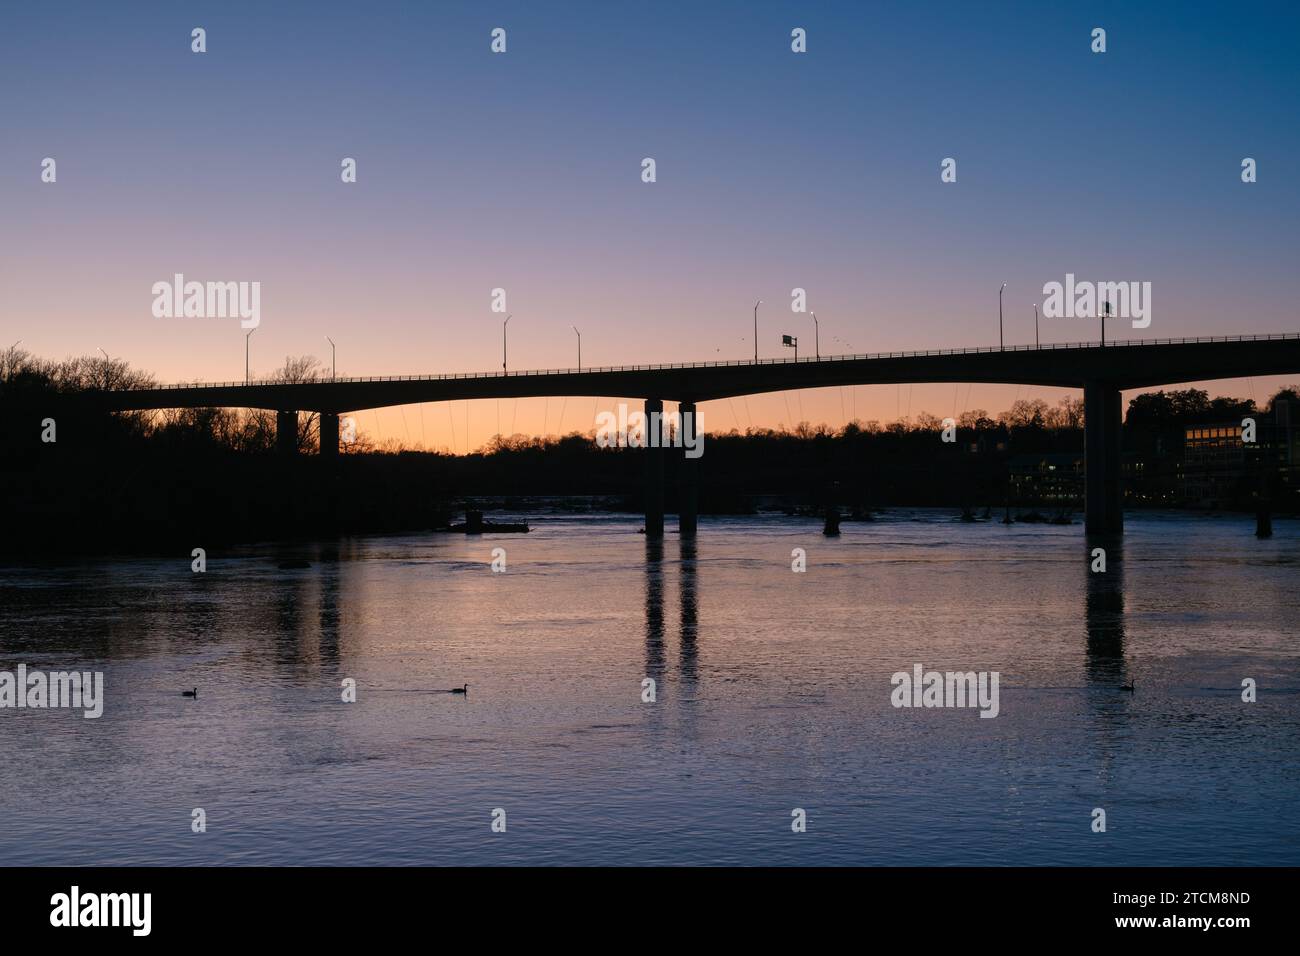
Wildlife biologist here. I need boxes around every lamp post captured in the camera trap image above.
[1033,304,1039,348]
[326,336,336,380]
[1101,300,1110,347]
[571,326,581,371]
[502,314,512,372]
[811,312,819,359]
[753,300,762,362]
[245,327,256,383]
[999,282,1006,350]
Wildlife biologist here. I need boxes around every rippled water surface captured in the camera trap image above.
[1,510,1297,865]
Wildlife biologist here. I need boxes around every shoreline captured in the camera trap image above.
[0,505,1292,565]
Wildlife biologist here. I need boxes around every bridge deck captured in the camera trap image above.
[90,333,1300,413]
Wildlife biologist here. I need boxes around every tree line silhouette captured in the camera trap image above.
[1,348,1293,555]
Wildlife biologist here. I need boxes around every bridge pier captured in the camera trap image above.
[1084,382,1123,534]
[319,412,339,458]
[644,398,665,538]
[678,401,698,536]
[276,410,299,456]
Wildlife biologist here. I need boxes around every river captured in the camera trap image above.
[1,510,1296,865]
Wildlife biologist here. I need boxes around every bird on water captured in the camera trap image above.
[451,684,468,694]
[182,687,198,698]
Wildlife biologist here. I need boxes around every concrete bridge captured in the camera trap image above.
[92,333,1300,535]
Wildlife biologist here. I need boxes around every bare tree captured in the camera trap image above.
[232,355,325,453]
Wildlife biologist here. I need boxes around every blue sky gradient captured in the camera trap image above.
[2,1,1297,446]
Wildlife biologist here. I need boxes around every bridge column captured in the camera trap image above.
[678,401,698,536]
[1084,383,1123,534]
[644,398,665,538]
[319,412,339,458]
[276,410,299,456]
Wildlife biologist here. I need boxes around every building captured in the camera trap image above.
[1181,400,1298,508]
[1008,453,1083,504]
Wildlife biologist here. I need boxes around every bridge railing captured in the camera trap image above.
[133,332,1300,391]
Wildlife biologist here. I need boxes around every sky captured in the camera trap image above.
[2,0,1298,451]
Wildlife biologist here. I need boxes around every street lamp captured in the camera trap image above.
[245,327,256,383]
[326,337,336,380]
[1101,299,1110,347]
[502,314,512,372]
[571,325,581,371]
[811,312,820,359]
[1033,303,1039,349]
[753,300,762,362]
[998,282,1006,350]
